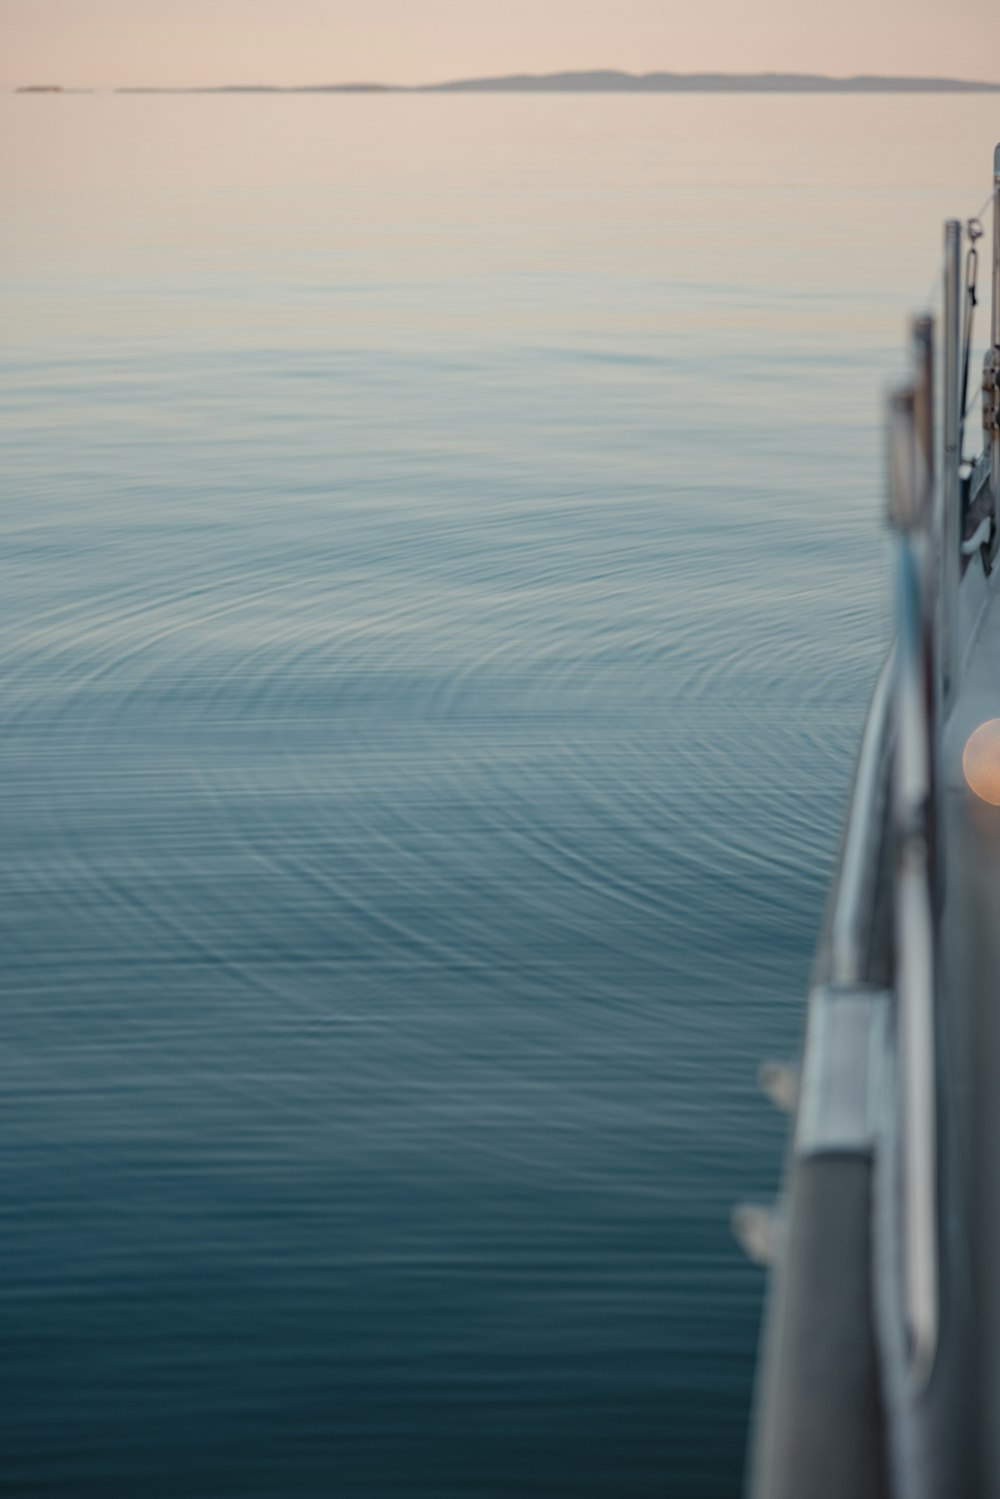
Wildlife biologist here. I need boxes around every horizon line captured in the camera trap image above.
[14,68,1000,94]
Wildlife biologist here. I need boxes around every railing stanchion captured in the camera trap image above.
[988,145,1000,533]
[941,220,962,713]
[993,143,1000,352]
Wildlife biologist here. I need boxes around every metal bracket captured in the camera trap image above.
[795,985,889,1158]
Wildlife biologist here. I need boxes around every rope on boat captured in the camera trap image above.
[920,189,993,317]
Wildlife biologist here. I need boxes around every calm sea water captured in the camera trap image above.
[2,94,997,1497]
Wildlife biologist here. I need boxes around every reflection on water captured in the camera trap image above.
[1,93,995,1496]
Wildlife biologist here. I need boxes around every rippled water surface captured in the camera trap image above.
[2,94,997,1496]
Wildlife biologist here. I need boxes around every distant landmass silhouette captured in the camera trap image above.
[21,70,998,95]
[421,70,1000,92]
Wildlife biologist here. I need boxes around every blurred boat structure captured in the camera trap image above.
[745,144,1000,1498]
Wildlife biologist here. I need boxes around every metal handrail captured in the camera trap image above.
[827,654,894,988]
[891,497,939,1386]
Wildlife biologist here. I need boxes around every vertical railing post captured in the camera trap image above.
[993,143,1000,353]
[917,310,941,590]
[940,220,962,713]
[987,145,1000,528]
[912,314,934,530]
[912,315,938,890]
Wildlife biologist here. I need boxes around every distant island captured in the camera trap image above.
[17,71,1000,95]
[420,70,1000,93]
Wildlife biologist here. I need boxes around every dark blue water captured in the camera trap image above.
[2,93,996,1496]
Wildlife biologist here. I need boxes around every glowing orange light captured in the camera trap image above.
[963,720,1000,805]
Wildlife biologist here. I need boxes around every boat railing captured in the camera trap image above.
[745,144,1000,1499]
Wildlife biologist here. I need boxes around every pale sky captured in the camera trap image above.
[4,0,1000,91]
